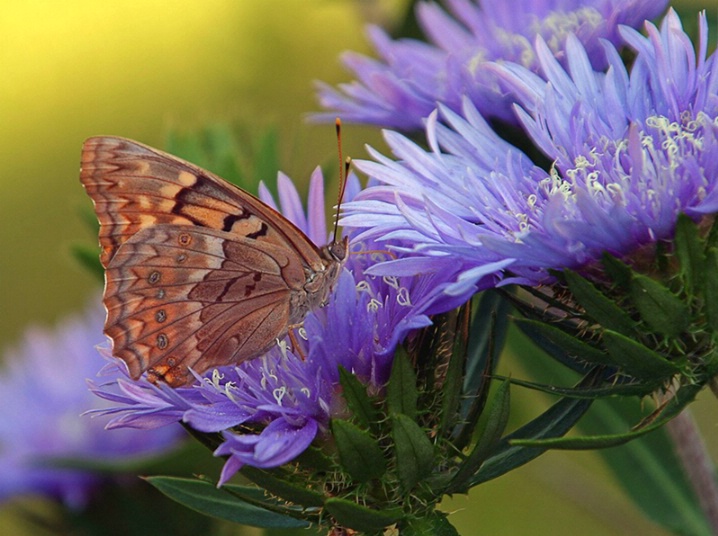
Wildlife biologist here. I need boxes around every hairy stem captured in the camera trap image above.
[665,409,718,534]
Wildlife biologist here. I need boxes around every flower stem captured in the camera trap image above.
[665,409,718,533]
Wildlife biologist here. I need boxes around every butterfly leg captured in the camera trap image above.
[287,325,307,360]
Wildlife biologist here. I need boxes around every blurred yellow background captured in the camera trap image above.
[0,1,713,535]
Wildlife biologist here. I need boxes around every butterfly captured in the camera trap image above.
[80,136,348,387]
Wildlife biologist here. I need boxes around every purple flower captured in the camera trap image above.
[315,0,668,129]
[89,168,455,485]
[0,300,183,508]
[342,10,718,303]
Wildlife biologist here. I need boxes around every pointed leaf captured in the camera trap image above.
[471,370,600,485]
[447,379,510,493]
[293,445,334,473]
[601,253,633,289]
[674,214,706,295]
[387,348,418,419]
[564,269,635,335]
[392,414,434,492]
[602,330,680,379]
[240,467,325,507]
[401,512,458,535]
[496,374,653,398]
[144,476,308,528]
[629,274,689,337]
[439,308,470,439]
[453,291,511,448]
[324,498,403,532]
[338,366,378,429]
[331,420,386,482]
[515,318,613,367]
[509,383,702,450]
[463,290,511,397]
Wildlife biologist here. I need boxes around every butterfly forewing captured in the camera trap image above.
[80,137,328,270]
[80,136,347,387]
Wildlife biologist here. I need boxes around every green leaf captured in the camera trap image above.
[331,420,386,482]
[514,318,613,368]
[447,379,511,493]
[674,214,706,295]
[240,466,325,508]
[602,330,680,379]
[583,394,712,536]
[392,414,434,493]
[601,253,633,289]
[508,383,702,450]
[324,498,403,533]
[293,446,334,473]
[471,370,598,485]
[452,291,511,449]
[629,274,690,337]
[338,366,378,430]
[144,476,308,528]
[387,348,418,419]
[510,326,711,535]
[438,308,469,439]
[704,248,718,332]
[564,269,635,335]
[495,374,653,398]
[69,243,104,282]
[401,512,459,536]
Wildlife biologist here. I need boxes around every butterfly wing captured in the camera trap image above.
[80,136,343,387]
[105,224,307,386]
[80,136,326,270]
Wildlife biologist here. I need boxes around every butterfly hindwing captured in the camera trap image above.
[104,224,307,385]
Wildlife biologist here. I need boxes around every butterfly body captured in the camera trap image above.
[80,137,346,386]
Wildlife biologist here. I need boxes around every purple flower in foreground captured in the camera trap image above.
[90,168,455,485]
[315,0,668,129]
[343,10,718,303]
[0,300,183,508]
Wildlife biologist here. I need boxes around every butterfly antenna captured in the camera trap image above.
[333,118,350,245]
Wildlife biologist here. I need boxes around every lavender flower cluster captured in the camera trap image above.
[21,1,716,504]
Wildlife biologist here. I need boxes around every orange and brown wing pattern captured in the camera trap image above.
[80,136,325,270]
[104,224,306,386]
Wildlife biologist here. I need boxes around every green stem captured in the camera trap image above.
[665,409,718,534]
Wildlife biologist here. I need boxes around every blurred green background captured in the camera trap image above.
[0,1,714,534]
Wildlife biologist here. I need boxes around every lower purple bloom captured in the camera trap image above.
[0,300,183,508]
[89,169,454,485]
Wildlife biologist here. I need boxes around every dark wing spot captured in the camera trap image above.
[222,212,250,232]
[178,232,192,246]
[246,222,268,240]
[156,309,167,323]
[244,282,257,297]
[149,271,161,284]
[157,333,169,349]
